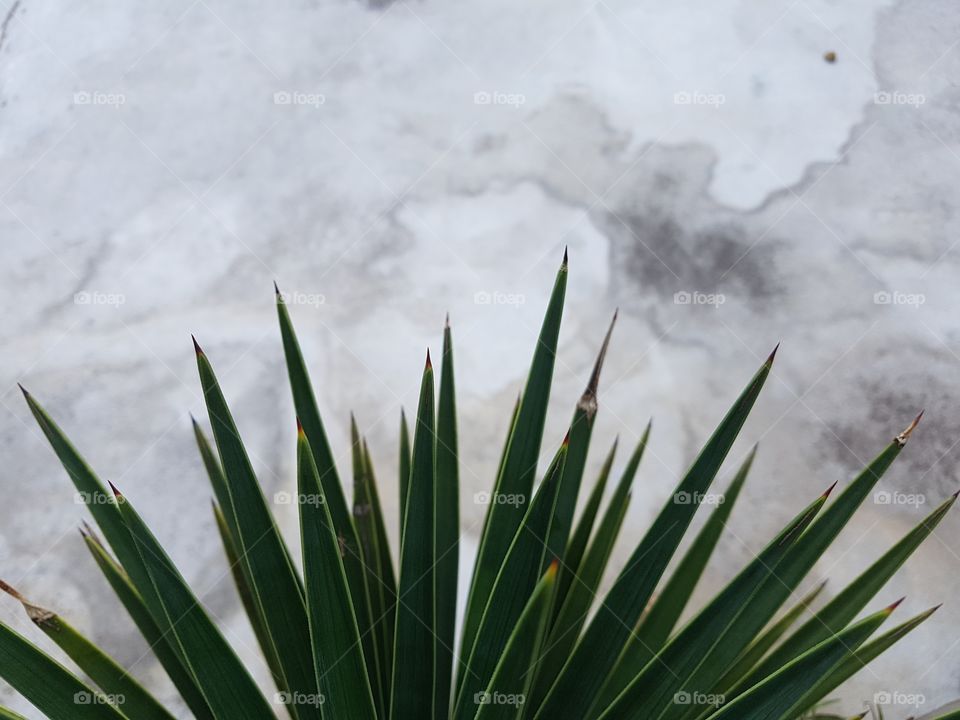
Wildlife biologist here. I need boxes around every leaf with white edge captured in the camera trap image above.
[299,423,378,720]
[112,483,275,720]
[0,580,176,720]
[535,348,776,720]
[0,620,127,720]
[460,252,568,676]
[695,602,898,720]
[474,561,559,720]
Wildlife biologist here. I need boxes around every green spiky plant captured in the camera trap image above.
[1,252,956,720]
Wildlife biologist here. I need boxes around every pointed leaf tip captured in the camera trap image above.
[895,411,923,446]
[108,481,122,498]
[296,417,305,437]
[445,312,450,329]
[562,245,569,269]
[562,431,570,447]
[191,335,204,356]
[273,281,281,297]
[0,579,21,601]
[547,558,560,577]
[953,488,960,499]
[16,382,29,399]
[765,342,780,366]
[823,480,839,499]
[885,596,906,613]
[582,310,618,404]
[425,348,433,370]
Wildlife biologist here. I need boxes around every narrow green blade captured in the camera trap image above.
[543,312,616,569]
[275,284,354,551]
[362,437,398,692]
[454,443,568,720]
[696,603,897,720]
[460,253,568,674]
[193,339,321,720]
[742,491,956,689]
[198,418,288,698]
[596,446,754,710]
[391,352,437,719]
[671,414,923,720]
[473,561,559,720]
[80,528,212,719]
[436,318,460,717]
[0,706,28,719]
[531,430,648,709]
[712,579,829,697]
[111,484,275,719]
[349,419,391,715]
[802,604,939,713]
[399,408,411,546]
[534,348,776,720]
[194,416,302,598]
[275,291,381,701]
[0,581,175,720]
[22,389,212,720]
[0,620,127,720]
[211,503,286,693]
[596,487,829,720]
[299,424,378,719]
[553,437,618,619]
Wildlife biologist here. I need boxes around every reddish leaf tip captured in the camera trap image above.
[547,558,560,577]
[296,417,305,438]
[108,481,122,498]
[191,335,204,356]
[886,596,906,613]
[425,348,433,370]
[822,480,839,499]
[765,342,780,367]
[562,431,570,447]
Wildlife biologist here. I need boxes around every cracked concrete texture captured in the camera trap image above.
[1,0,960,716]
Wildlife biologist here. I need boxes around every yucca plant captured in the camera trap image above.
[1,252,955,720]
